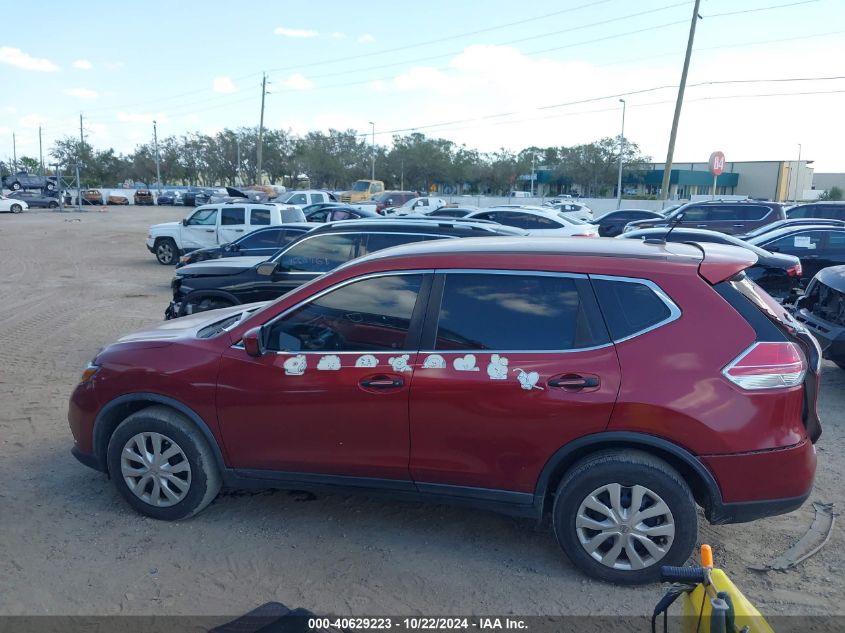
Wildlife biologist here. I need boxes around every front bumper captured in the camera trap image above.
[794,308,845,364]
[145,238,155,253]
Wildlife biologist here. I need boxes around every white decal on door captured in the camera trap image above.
[388,354,412,373]
[283,355,307,376]
[422,354,446,368]
[453,354,479,371]
[355,354,378,367]
[317,355,341,370]
[487,354,509,379]
[514,368,543,391]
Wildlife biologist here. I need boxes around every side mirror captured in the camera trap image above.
[182,218,188,226]
[256,262,277,276]
[242,326,265,357]
[225,243,238,252]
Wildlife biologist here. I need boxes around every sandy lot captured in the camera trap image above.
[0,205,843,619]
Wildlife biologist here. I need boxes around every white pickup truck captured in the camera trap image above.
[146,203,307,265]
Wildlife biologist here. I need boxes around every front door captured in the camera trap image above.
[181,207,220,250]
[408,271,621,495]
[217,272,431,479]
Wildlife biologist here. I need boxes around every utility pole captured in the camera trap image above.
[39,126,44,175]
[77,114,83,208]
[792,143,802,203]
[236,137,241,185]
[400,158,404,191]
[616,98,627,209]
[369,122,375,181]
[659,0,702,201]
[530,153,536,196]
[256,73,267,185]
[153,120,162,194]
[12,132,16,172]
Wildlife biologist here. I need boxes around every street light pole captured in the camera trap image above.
[616,98,626,209]
[369,122,375,181]
[792,143,802,203]
[153,120,161,195]
[530,153,536,197]
[236,138,241,186]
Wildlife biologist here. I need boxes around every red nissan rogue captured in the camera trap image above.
[68,237,822,584]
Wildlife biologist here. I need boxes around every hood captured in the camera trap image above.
[816,264,845,290]
[176,255,268,276]
[150,220,181,231]
[112,302,269,347]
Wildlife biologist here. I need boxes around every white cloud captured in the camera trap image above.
[0,47,59,72]
[104,61,124,70]
[274,26,319,38]
[368,80,388,93]
[72,59,93,70]
[357,33,375,44]
[63,87,98,99]
[5,106,18,114]
[331,31,346,39]
[284,73,314,90]
[212,76,237,93]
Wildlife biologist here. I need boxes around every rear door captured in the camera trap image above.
[218,206,247,243]
[408,270,620,496]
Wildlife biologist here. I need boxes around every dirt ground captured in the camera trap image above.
[0,205,843,618]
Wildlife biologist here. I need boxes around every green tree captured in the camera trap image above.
[819,186,844,201]
[18,156,40,172]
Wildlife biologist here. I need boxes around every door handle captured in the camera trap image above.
[360,375,404,389]
[234,229,244,232]
[548,374,600,390]
[732,224,745,228]
[696,224,708,228]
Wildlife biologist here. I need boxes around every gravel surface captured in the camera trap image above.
[0,206,842,617]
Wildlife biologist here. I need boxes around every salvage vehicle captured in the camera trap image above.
[177,223,314,268]
[350,190,418,214]
[747,225,845,282]
[81,189,104,205]
[624,200,786,235]
[107,194,129,205]
[166,219,524,318]
[793,264,845,370]
[0,195,28,213]
[619,227,802,301]
[146,203,307,265]
[68,237,822,584]
[1,170,57,192]
[463,207,599,236]
[6,190,60,209]
[339,179,384,203]
[134,189,155,205]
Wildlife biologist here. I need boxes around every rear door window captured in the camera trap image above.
[591,277,678,341]
[766,230,825,253]
[239,229,282,249]
[277,234,361,272]
[249,208,271,225]
[361,233,446,256]
[433,273,609,350]
[221,207,246,225]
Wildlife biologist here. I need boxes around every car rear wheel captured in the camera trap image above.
[45,182,56,191]
[10,182,21,190]
[10,203,23,213]
[107,406,221,520]
[48,201,59,209]
[552,450,697,584]
[155,238,178,265]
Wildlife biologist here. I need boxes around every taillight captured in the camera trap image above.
[787,263,802,277]
[722,341,806,390]
[571,232,597,238]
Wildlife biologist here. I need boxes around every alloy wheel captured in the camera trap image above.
[575,482,675,571]
[120,432,192,507]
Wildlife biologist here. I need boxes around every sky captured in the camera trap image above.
[2,0,844,173]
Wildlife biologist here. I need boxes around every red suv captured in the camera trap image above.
[68,237,822,584]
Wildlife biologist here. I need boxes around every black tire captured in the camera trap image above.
[10,203,23,213]
[48,200,59,209]
[45,182,56,191]
[10,181,21,190]
[552,449,697,585]
[106,405,221,520]
[155,238,178,265]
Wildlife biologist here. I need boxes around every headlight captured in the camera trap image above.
[79,362,101,384]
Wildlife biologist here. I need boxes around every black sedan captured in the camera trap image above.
[793,265,845,369]
[591,209,664,237]
[304,205,381,222]
[747,225,845,282]
[619,227,803,300]
[176,223,314,268]
[182,187,216,206]
[739,218,845,240]
[6,190,61,209]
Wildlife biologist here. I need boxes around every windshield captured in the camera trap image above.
[351,181,370,192]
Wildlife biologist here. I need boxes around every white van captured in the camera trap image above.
[146,203,307,265]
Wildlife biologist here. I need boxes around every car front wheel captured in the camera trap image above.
[10,203,23,213]
[48,201,59,209]
[10,182,21,190]
[107,406,221,520]
[155,238,178,265]
[552,450,697,584]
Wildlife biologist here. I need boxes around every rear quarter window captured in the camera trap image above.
[591,277,677,341]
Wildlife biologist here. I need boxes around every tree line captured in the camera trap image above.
[2,127,651,197]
